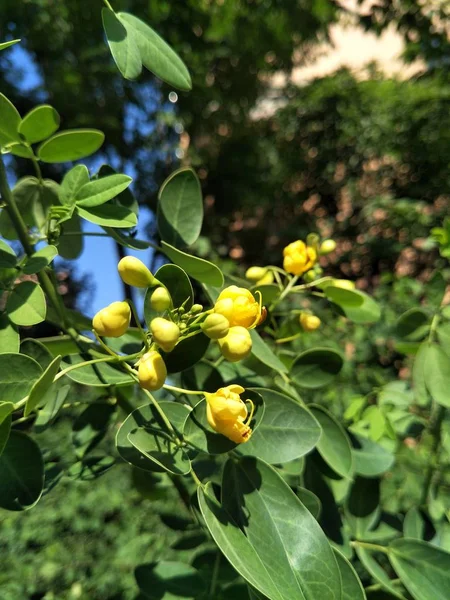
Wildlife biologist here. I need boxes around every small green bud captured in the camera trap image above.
[245,266,268,281]
[150,287,172,312]
[191,303,203,314]
[201,313,230,340]
[319,239,337,255]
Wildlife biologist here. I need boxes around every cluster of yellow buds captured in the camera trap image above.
[205,385,253,444]
[200,286,263,363]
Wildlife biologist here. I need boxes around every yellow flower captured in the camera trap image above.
[150,287,172,312]
[283,240,317,276]
[137,351,167,391]
[92,301,131,337]
[218,326,252,362]
[150,317,180,352]
[118,256,156,288]
[299,312,321,332]
[201,313,230,340]
[214,285,261,329]
[205,385,253,444]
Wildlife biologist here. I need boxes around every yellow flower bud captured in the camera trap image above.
[201,313,230,340]
[333,279,355,290]
[191,304,203,314]
[283,240,317,276]
[256,271,274,286]
[150,287,172,312]
[118,256,156,288]
[150,317,180,352]
[214,285,261,329]
[92,301,131,337]
[218,326,252,362]
[137,351,167,391]
[320,239,337,255]
[299,313,321,332]
[245,266,268,281]
[205,385,252,444]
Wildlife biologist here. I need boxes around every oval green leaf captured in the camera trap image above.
[77,203,137,228]
[59,164,90,205]
[102,8,142,80]
[0,413,11,458]
[424,343,450,407]
[23,245,58,275]
[0,315,19,353]
[157,168,203,247]
[333,548,366,600]
[135,562,205,600]
[351,434,395,478]
[128,427,191,476]
[309,404,353,478]
[291,347,343,389]
[144,263,193,325]
[25,355,62,417]
[75,173,133,208]
[6,281,47,326]
[37,129,105,163]
[324,285,364,307]
[0,239,16,268]
[118,12,192,91]
[0,352,42,404]
[0,92,21,145]
[162,241,224,287]
[162,333,210,374]
[250,330,288,374]
[238,389,321,464]
[0,431,44,511]
[0,39,21,51]
[19,104,60,144]
[60,355,134,387]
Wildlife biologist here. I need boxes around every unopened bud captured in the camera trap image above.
[92,301,130,337]
[150,287,172,312]
[320,239,337,255]
[299,312,321,332]
[118,256,156,288]
[256,271,274,286]
[137,351,167,391]
[245,266,268,282]
[218,326,252,362]
[150,317,180,352]
[191,304,203,314]
[201,313,230,340]
[333,279,355,290]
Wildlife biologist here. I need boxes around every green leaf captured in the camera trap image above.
[77,203,137,228]
[60,355,134,387]
[0,239,17,268]
[395,308,429,340]
[157,168,203,247]
[135,562,205,600]
[102,8,142,80]
[0,352,42,404]
[34,383,71,433]
[388,539,450,600]
[116,402,190,472]
[0,413,11,458]
[21,338,54,369]
[424,343,450,408]
[201,456,342,600]
[8,142,35,158]
[75,174,133,208]
[6,281,46,326]
[118,12,192,91]
[23,245,58,275]
[251,284,281,306]
[250,330,288,374]
[25,355,61,417]
[310,405,353,478]
[103,226,149,250]
[297,487,321,519]
[0,431,44,511]
[144,263,193,325]
[37,129,105,163]
[162,241,224,287]
[184,390,264,455]
[0,39,20,51]
[403,507,425,540]
[333,548,366,600]
[346,476,380,539]
[59,164,90,205]
[351,434,395,477]
[58,213,84,259]
[324,285,364,307]
[291,347,344,389]
[19,105,60,144]
[238,389,321,464]
[128,427,191,476]
[0,92,21,145]
[412,342,430,406]
[356,547,406,599]
[162,333,210,374]
[0,314,19,353]
[73,404,116,458]
[0,402,14,426]
[334,290,381,324]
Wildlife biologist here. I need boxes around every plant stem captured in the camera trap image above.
[421,403,446,504]
[350,541,389,555]
[164,384,204,396]
[269,275,299,311]
[127,299,147,343]
[103,0,114,9]
[30,155,43,183]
